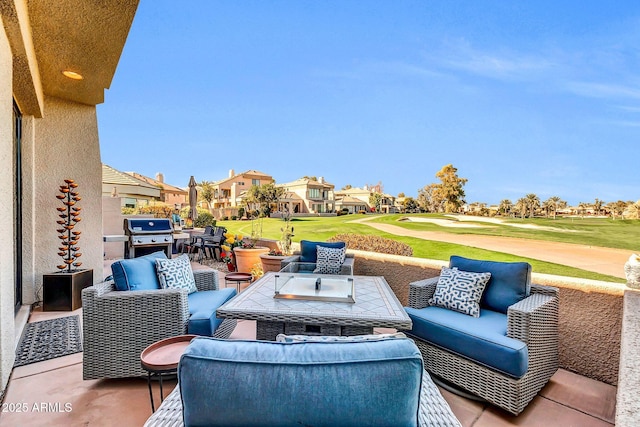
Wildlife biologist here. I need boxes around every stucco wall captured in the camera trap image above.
[351,250,623,385]
[0,16,16,393]
[28,95,103,301]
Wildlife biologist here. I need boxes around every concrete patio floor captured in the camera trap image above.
[1,269,617,427]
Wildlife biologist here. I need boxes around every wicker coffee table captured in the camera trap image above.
[216,272,412,340]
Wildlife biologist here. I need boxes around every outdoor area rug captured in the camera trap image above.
[14,315,82,367]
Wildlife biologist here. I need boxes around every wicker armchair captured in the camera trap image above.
[406,277,559,415]
[82,270,236,380]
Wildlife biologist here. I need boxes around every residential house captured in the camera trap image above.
[102,164,160,208]
[335,186,396,213]
[277,177,335,214]
[210,169,274,217]
[126,171,188,208]
[0,0,138,395]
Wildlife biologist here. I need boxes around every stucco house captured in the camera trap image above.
[334,186,396,213]
[102,164,160,208]
[208,169,274,217]
[277,177,335,214]
[0,0,139,395]
[126,171,188,208]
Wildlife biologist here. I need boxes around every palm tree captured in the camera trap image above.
[578,202,590,218]
[498,199,512,217]
[544,196,565,219]
[198,180,215,210]
[515,198,528,219]
[593,198,604,216]
[525,193,540,218]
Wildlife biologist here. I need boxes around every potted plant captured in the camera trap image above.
[260,210,295,273]
[43,179,93,311]
[223,233,268,274]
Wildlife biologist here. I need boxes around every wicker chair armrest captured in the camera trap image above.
[408,277,439,309]
[82,280,116,299]
[194,269,219,291]
[530,283,559,298]
[507,291,559,344]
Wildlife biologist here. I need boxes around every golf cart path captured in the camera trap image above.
[352,217,630,279]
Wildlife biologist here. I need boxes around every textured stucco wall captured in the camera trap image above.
[0,16,16,393]
[615,289,640,426]
[29,95,103,300]
[351,250,623,385]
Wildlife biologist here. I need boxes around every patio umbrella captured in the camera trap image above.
[188,176,198,225]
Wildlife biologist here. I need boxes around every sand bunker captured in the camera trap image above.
[400,215,575,232]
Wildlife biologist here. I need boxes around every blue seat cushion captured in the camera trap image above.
[450,256,531,314]
[187,288,237,336]
[110,251,167,291]
[406,306,528,378]
[178,336,423,427]
[299,240,346,263]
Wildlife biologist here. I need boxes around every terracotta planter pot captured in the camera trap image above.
[260,254,287,273]
[233,247,269,274]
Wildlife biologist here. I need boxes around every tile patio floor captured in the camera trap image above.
[0,267,617,427]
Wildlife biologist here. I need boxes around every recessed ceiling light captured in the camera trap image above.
[62,70,83,80]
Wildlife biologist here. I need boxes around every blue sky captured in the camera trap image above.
[98,1,640,206]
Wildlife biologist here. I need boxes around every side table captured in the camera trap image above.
[140,334,197,412]
[224,272,253,292]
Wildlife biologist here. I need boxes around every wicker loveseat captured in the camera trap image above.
[404,256,559,415]
[281,240,355,275]
[144,335,462,427]
[82,269,237,380]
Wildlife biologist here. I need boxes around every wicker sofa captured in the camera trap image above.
[404,256,559,415]
[144,336,462,427]
[82,269,237,380]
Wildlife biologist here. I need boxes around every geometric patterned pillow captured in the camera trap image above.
[313,245,346,274]
[429,266,491,317]
[155,254,197,294]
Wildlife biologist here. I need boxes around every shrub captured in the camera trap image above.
[137,204,174,218]
[121,207,135,215]
[231,215,237,220]
[222,216,229,221]
[194,211,216,228]
[328,233,413,257]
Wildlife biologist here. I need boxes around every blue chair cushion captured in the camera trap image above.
[178,336,423,427]
[450,256,531,314]
[406,306,528,378]
[110,251,167,291]
[187,288,237,336]
[299,240,346,263]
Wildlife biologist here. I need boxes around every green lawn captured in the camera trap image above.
[215,214,635,283]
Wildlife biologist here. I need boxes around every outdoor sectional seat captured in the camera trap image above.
[82,252,237,380]
[404,256,559,415]
[144,335,463,427]
[281,239,355,274]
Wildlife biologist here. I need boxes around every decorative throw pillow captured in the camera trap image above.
[155,254,197,294]
[111,250,167,291]
[313,245,346,274]
[429,266,491,317]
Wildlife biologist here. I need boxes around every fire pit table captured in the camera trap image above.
[216,272,411,340]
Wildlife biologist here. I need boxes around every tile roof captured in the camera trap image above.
[102,164,158,190]
[125,172,187,193]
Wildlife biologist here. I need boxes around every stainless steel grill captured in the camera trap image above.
[123,218,173,258]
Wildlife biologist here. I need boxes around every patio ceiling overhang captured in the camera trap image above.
[2,0,139,116]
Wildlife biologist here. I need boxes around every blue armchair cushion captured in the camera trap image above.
[179,336,423,427]
[299,240,346,263]
[187,287,237,336]
[406,305,528,378]
[450,256,531,314]
[110,251,167,291]
[155,254,197,294]
[429,266,491,317]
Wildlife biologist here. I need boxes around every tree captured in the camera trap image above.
[245,183,284,218]
[428,164,468,213]
[525,193,540,218]
[417,183,440,213]
[608,200,629,220]
[498,199,513,217]
[544,196,565,219]
[301,176,318,181]
[403,197,418,213]
[515,198,528,219]
[593,198,603,216]
[397,192,405,198]
[198,180,215,210]
[369,192,382,213]
[341,184,352,190]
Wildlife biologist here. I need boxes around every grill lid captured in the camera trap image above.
[124,218,173,234]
